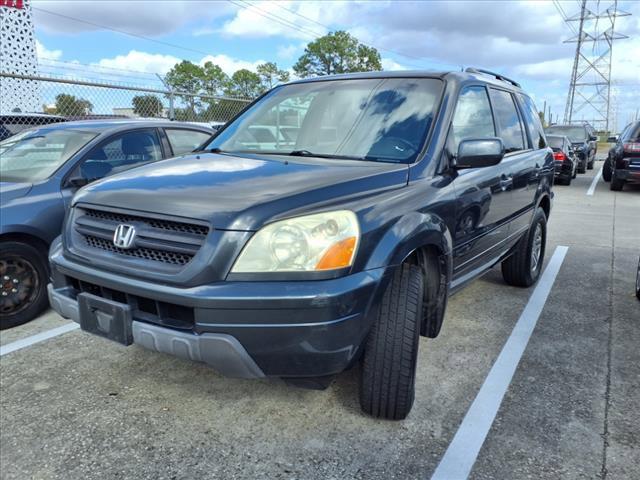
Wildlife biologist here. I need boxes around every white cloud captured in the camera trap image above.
[35,39,62,60]
[32,0,237,36]
[95,51,181,75]
[277,44,301,61]
[381,58,408,71]
[199,54,265,75]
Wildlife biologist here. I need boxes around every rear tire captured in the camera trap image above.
[501,208,547,288]
[602,159,612,182]
[610,175,624,191]
[360,264,424,420]
[0,242,49,330]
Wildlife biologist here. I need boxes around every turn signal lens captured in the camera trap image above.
[315,237,357,270]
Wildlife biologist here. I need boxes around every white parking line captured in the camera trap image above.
[0,322,79,357]
[586,165,603,196]
[430,245,569,480]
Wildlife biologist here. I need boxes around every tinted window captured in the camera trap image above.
[518,94,547,149]
[166,128,211,155]
[80,129,162,180]
[207,78,444,164]
[490,89,525,153]
[623,122,640,142]
[451,86,495,151]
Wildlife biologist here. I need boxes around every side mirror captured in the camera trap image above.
[589,135,597,141]
[607,135,618,143]
[456,138,505,169]
[66,176,89,189]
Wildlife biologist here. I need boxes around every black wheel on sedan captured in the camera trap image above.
[0,242,49,330]
[602,158,612,182]
[501,208,547,287]
[360,263,424,420]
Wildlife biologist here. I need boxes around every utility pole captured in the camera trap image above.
[562,0,630,131]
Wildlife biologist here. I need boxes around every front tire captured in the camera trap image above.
[360,264,424,420]
[602,159,612,182]
[501,208,547,287]
[0,242,49,330]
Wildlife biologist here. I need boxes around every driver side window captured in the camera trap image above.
[451,86,496,153]
[79,129,162,181]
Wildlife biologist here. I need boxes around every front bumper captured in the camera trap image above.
[49,239,388,378]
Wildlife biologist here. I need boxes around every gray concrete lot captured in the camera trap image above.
[1,157,638,480]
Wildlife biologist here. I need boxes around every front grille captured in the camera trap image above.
[84,209,209,236]
[73,206,210,267]
[85,235,193,266]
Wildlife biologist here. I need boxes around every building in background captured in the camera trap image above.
[0,0,41,114]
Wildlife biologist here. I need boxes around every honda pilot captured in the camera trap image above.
[48,69,554,420]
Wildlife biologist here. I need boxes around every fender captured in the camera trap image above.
[0,224,51,246]
[364,211,453,275]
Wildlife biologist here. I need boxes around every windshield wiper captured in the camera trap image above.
[288,150,374,161]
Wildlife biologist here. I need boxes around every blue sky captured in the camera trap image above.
[28,0,640,130]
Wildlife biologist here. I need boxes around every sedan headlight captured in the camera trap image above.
[231,210,359,273]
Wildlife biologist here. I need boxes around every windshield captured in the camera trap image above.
[545,126,586,143]
[206,78,443,163]
[0,129,98,183]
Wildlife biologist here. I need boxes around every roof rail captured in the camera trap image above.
[465,68,521,88]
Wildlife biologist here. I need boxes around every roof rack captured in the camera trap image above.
[464,68,521,88]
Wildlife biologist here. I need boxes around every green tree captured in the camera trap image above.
[164,60,205,113]
[202,61,230,97]
[54,93,93,116]
[257,62,290,90]
[293,31,382,78]
[132,95,164,117]
[226,69,263,98]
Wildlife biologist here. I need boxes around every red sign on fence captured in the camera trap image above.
[0,0,24,9]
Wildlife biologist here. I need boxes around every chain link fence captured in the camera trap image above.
[0,71,252,138]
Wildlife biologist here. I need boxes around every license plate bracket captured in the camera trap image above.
[78,292,133,346]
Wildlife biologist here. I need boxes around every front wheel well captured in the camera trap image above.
[538,195,551,220]
[1,232,50,255]
[403,244,449,338]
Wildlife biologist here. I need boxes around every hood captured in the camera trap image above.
[73,153,408,231]
[0,182,33,204]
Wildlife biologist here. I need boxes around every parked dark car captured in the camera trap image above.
[603,121,640,190]
[546,134,577,185]
[545,124,596,172]
[1,120,214,329]
[636,257,640,301]
[0,113,66,142]
[48,69,554,420]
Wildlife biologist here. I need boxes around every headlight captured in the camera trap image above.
[231,210,359,273]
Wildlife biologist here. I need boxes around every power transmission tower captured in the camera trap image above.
[562,0,630,131]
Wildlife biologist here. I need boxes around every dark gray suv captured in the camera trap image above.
[48,69,554,419]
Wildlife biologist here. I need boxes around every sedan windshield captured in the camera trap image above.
[206,78,444,163]
[545,126,586,143]
[0,129,97,183]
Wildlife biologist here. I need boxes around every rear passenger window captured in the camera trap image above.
[490,89,525,153]
[166,129,212,155]
[518,94,547,149]
[451,86,495,151]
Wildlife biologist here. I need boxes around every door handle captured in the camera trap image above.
[499,174,513,191]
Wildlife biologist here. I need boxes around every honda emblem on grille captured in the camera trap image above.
[113,224,136,249]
